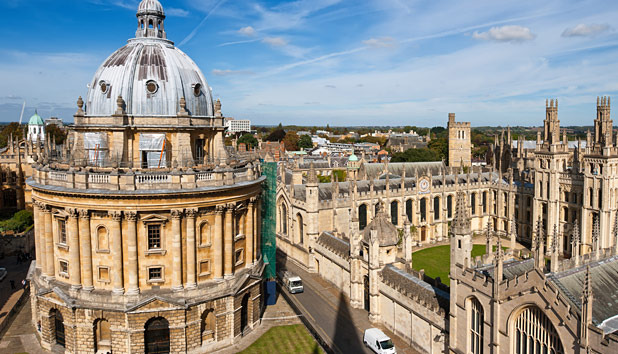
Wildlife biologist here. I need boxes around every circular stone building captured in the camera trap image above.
[28,1,265,353]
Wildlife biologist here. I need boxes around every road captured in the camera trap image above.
[280,257,421,354]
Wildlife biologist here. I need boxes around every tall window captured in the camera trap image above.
[148,225,161,249]
[406,199,412,222]
[58,219,67,244]
[469,298,484,354]
[471,193,476,215]
[483,192,487,213]
[390,201,398,225]
[296,214,304,244]
[447,195,453,218]
[359,204,367,230]
[420,198,427,222]
[280,204,288,235]
[434,197,440,220]
[514,306,564,354]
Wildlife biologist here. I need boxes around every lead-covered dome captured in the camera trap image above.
[85,0,214,117]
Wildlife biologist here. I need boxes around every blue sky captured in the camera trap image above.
[1,0,618,127]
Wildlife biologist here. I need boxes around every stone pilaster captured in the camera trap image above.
[224,203,234,278]
[43,205,54,279]
[171,209,184,291]
[214,205,224,279]
[125,211,139,295]
[245,198,255,266]
[34,201,44,270]
[109,211,124,294]
[67,208,81,290]
[78,209,93,291]
[186,208,197,289]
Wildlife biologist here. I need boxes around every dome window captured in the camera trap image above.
[193,83,202,97]
[99,80,110,94]
[146,80,159,94]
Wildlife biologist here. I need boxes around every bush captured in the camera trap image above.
[0,210,34,233]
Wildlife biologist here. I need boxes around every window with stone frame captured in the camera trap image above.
[147,224,162,250]
[59,260,69,277]
[58,219,67,244]
[98,267,110,282]
[469,298,484,354]
[199,260,211,276]
[235,248,244,266]
[148,266,163,282]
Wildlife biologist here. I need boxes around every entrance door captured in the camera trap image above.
[145,318,170,354]
[421,227,427,242]
[54,311,65,347]
[241,294,250,334]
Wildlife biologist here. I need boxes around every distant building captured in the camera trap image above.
[225,118,251,134]
[27,111,45,143]
[447,113,471,167]
[44,117,64,128]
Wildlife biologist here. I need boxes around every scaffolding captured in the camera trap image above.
[261,161,277,280]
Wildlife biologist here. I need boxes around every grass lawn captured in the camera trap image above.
[239,324,323,354]
[412,244,505,286]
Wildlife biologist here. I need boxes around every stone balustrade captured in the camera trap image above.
[30,162,260,192]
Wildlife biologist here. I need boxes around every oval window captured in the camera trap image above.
[99,80,109,94]
[193,83,202,97]
[146,80,158,94]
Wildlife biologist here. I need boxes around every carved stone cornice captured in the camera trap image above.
[185,208,198,219]
[215,205,226,214]
[67,208,79,219]
[78,209,90,219]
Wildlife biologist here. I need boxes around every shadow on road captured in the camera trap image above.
[333,292,365,354]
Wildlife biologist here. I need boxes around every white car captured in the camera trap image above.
[363,328,396,354]
[0,267,7,282]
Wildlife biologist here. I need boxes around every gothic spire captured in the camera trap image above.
[451,191,471,235]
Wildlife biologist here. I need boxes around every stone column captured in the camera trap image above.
[109,211,124,294]
[224,203,234,278]
[245,198,255,266]
[185,208,197,289]
[78,209,93,291]
[254,197,260,263]
[171,209,184,291]
[67,208,81,290]
[214,205,224,279]
[125,211,139,295]
[33,201,43,270]
[43,205,54,278]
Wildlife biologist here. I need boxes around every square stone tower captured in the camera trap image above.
[447,113,471,167]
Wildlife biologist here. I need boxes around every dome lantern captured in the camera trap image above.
[136,0,166,39]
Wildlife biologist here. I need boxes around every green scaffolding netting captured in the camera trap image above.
[261,161,277,279]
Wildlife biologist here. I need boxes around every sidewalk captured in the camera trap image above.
[0,297,46,354]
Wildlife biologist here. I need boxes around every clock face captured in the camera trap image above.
[419,178,430,193]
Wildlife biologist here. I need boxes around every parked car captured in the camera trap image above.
[0,267,7,282]
[363,328,396,354]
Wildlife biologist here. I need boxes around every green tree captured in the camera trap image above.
[237,134,258,149]
[265,128,286,142]
[391,148,441,162]
[44,123,67,145]
[428,137,448,160]
[0,210,33,233]
[0,123,24,148]
[283,131,299,151]
[298,134,313,150]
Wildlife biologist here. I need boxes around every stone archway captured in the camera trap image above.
[49,309,65,348]
[144,317,170,354]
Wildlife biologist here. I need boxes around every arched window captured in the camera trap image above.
[148,19,154,28]
[359,204,367,230]
[200,222,211,246]
[482,192,487,213]
[390,201,398,225]
[447,194,453,219]
[201,309,215,344]
[97,226,109,251]
[94,319,111,353]
[513,306,564,354]
[434,197,440,220]
[280,204,288,235]
[405,199,412,222]
[420,198,427,222]
[471,193,476,215]
[296,214,304,245]
[375,203,380,216]
[468,298,483,354]
[144,317,170,354]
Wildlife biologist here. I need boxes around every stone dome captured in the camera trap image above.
[28,111,44,125]
[84,1,214,118]
[138,0,164,16]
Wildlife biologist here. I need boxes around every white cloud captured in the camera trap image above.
[167,8,190,17]
[262,37,288,47]
[562,24,611,37]
[472,25,536,42]
[238,26,257,37]
[362,37,396,48]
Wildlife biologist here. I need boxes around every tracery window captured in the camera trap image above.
[469,298,484,354]
[513,306,564,354]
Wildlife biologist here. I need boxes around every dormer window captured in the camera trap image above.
[193,83,202,97]
[99,80,110,94]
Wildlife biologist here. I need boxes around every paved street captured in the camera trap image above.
[279,255,421,354]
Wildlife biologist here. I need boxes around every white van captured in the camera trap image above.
[363,328,396,354]
[278,270,304,294]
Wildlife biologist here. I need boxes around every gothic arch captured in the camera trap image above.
[508,304,565,354]
[465,296,484,354]
[296,213,304,245]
